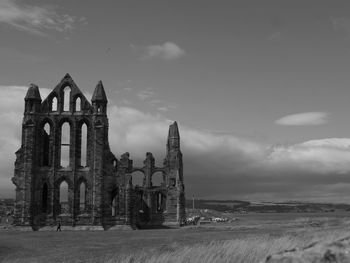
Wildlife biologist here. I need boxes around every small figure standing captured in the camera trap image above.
[56,219,61,231]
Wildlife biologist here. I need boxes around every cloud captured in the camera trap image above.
[1,85,350,202]
[144,42,185,60]
[0,0,85,36]
[136,88,154,101]
[134,88,176,112]
[275,112,330,126]
[268,138,350,174]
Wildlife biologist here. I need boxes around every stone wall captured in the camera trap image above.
[12,74,186,230]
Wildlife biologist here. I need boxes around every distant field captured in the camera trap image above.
[1,212,350,263]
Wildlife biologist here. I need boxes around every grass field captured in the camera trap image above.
[1,212,350,263]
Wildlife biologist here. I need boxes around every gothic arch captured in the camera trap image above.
[151,171,165,187]
[59,121,71,167]
[111,187,119,217]
[40,118,54,130]
[74,95,82,112]
[131,170,145,187]
[39,119,54,166]
[57,117,74,128]
[77,177,88,213]
[62,86,71,112]
[49,93,58,112]
[55,176,73,190]
[77,119,90,167]
[77,118,91,128]
[54,176,73,215]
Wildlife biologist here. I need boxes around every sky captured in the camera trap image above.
[2,0,350,202]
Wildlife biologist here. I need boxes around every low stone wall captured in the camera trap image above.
[265,236,350,263]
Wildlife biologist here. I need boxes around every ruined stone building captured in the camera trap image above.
[12,74,186,230]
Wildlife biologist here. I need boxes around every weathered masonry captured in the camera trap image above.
[12,74,186,230]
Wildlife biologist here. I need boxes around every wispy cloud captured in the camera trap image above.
[0,0,85,36]
[145,42,185,60]
[135,88,176,112]
[275,112,330,126]
[137,88,154,101]
[268,138,350,174]
[130,42,185,60]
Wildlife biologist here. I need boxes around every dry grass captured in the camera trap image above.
[98,228,350,263]
[2,215,350,263]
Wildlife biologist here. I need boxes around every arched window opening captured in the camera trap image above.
[79,182,86,212]
[42,123,51,166]
[151,172,164,187]
[42,183,48,213]
[44,123,50,134]
[60,122,70,167]
[52,97,58,111]
[59,181,69,214]
[63,86,71,111]
[75,97,81,112]
[156,192,163,212]
[81,123,87,167]
[132,171,145,187]
[97,106,101,113]
[111,193,119,217]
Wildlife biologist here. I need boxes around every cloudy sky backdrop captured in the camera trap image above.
[1,0,350,202]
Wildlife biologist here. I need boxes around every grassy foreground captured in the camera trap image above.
[108,230,349,263]
[1,214,350,263]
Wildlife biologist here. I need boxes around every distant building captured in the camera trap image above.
[12,74,186,230]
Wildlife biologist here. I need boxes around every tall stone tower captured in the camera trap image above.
[12,74,185,230]
[12,84,42,227]
[163,122,186,226]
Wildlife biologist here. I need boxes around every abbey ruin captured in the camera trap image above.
[11,74,186,230]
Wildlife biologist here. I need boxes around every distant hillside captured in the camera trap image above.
[186,199,350,213]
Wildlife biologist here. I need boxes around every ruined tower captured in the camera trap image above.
[12,74,185,230]
[163,122,186,225]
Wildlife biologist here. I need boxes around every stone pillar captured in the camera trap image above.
[163,122,185,226]
[125,176,132,225]
[21,119,36,226]
[91,121,104,226]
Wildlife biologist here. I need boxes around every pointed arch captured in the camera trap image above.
[41,121,53,166]
[75,97,81,112]
[63,86,71,111]
[79,181,86,212]
[111,188,119,217]
[59,180,69,214]
[52,96,58,111]
[81,123,87,167]
[60,122,70,167]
